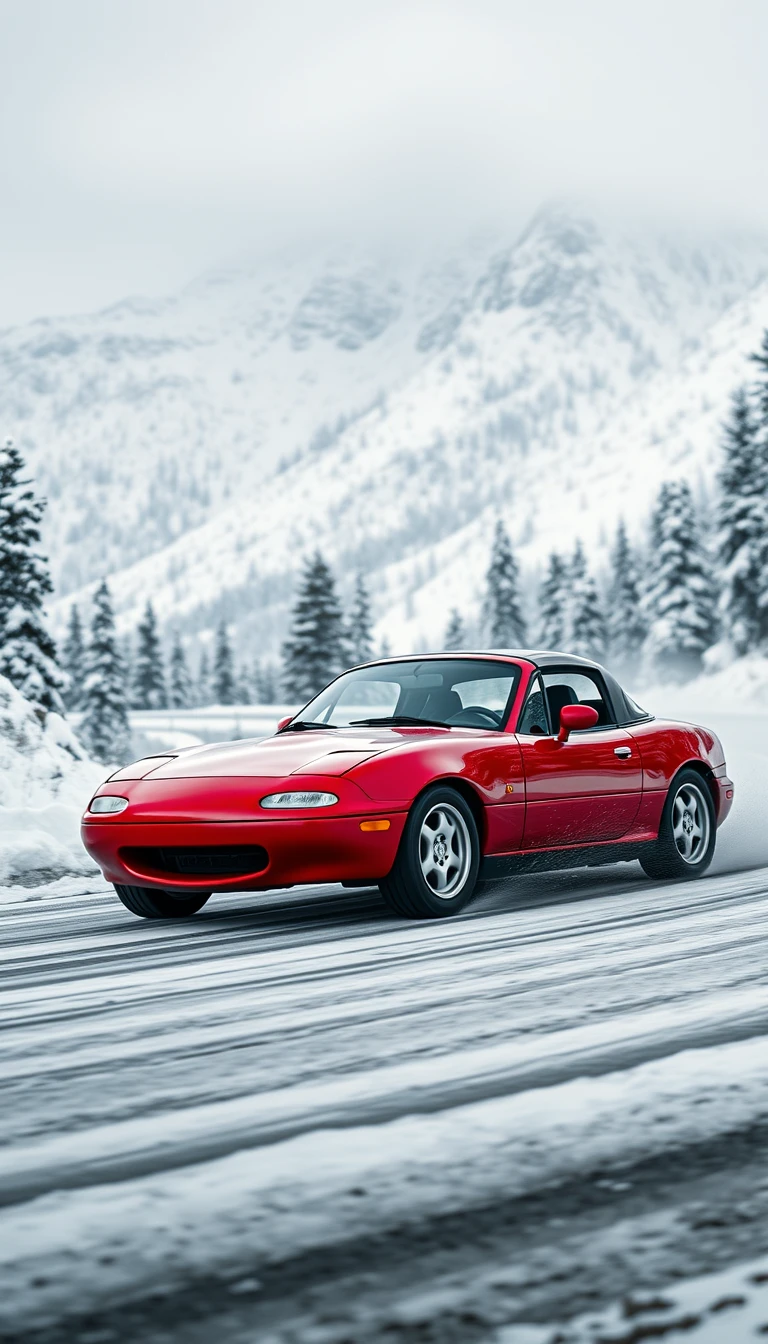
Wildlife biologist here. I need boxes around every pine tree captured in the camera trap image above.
[213,619,236,704]
[196,648,212,706]
[749,328,768,429]
[717,386,768,653]
[0,438,64,713]
[538,553,567,649]
[168,633,192,709]
[256,660,278,703]
[235,661,253,705]
[80,581,131,764]
[443,609,466,650]
[643,480,718,681]
[282,553,347,701]
[348,574,374,664]
[132,601,167,709]
[569,542,607,660]
[482,519,527,647]
[61,605,86,711]
[607,521,647,671]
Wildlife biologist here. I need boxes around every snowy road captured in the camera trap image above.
[3,859,768,1343]
[2,711,768,1342]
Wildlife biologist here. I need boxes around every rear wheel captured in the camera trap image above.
[639,769,716,881]
[379,786,480,919]
[114,885,211,919]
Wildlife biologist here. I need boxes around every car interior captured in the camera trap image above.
[518,671,614,735]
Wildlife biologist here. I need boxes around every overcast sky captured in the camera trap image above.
[1,0,766,325]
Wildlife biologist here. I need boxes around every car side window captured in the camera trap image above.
[517,674,549,735]
[541,670,616,730]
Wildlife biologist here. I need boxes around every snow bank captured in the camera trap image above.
[635,652,768,720]
[0,675,104,885]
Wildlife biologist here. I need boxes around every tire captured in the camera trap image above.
[639,768,716,881]
[114,885,211,920]
[379,786,480,919]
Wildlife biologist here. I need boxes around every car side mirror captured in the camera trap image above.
[557,703,599,742]
[276,715,293,732]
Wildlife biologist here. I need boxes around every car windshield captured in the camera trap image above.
[293,659,521,731]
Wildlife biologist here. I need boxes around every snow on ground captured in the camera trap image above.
[501,1255,768,1342]
[0,873,108,907]
[0,675,103,885]
[2,1033,768,1330]
[637,651,768,718]
[3,850,768,1337]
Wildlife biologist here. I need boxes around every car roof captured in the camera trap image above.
[354,650,606,673]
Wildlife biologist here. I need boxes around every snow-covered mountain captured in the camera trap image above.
[4,204,768,656]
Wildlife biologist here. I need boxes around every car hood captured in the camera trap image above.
[115,726,457,780]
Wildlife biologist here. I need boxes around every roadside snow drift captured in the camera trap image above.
[0,675,104,885]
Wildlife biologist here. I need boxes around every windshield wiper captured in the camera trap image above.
[279,720,339,732]
[349,715,450,729]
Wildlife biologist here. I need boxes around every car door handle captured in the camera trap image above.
[614,746,632,759]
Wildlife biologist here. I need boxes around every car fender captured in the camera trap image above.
[627,718,728,830]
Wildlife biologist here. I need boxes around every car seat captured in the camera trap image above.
[545,684,578,730]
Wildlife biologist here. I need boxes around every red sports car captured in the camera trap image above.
[82,652,733,921]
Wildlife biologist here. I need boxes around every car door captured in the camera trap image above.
[516,668,642,848]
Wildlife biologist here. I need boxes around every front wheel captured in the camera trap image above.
[379,786,480,919]
[114,885,211,919]
[639,769,716,881]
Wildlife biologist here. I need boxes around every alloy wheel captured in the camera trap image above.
[672,782,711,865]
[418,802,472,898]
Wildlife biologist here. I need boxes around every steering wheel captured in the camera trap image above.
[447,706,503,727]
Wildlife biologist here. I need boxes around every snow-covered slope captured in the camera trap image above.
[2,245,489,597]
[6,205,768,653]
[0,676,102,884]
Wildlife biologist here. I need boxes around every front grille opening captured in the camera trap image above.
[120,846,269,878]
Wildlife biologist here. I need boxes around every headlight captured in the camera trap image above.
[260,791,338,809]
[89,795,129,814]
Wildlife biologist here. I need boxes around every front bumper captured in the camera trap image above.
[81,811,406,891]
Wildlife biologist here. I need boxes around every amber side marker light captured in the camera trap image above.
[360,819,391,832]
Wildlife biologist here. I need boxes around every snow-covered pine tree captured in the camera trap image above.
[443,609,466,650]
[132,601,167,709]
[643,480,718,682]
[348,574,374,664]
[482,519,527,647]
[750,328,768,429]
[61,604,86,711]
[196,648,211,707]
[282,552,347,701]
[255,660,278,703]
[717,386,768,654]
[169,633,193,709]
[213,620,236,704]
[606,520,647,672]
[0,438,64,713]
[569,542,607,660]
[235,661,253,705]
[80,581,131,763]
[538,553,567,649]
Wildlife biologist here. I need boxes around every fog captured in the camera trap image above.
[1,0,767,323]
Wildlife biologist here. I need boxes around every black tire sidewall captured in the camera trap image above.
[396,786,480,917]
[114,884,210,918]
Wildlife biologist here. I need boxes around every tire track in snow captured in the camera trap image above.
[2,868,768,1208]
